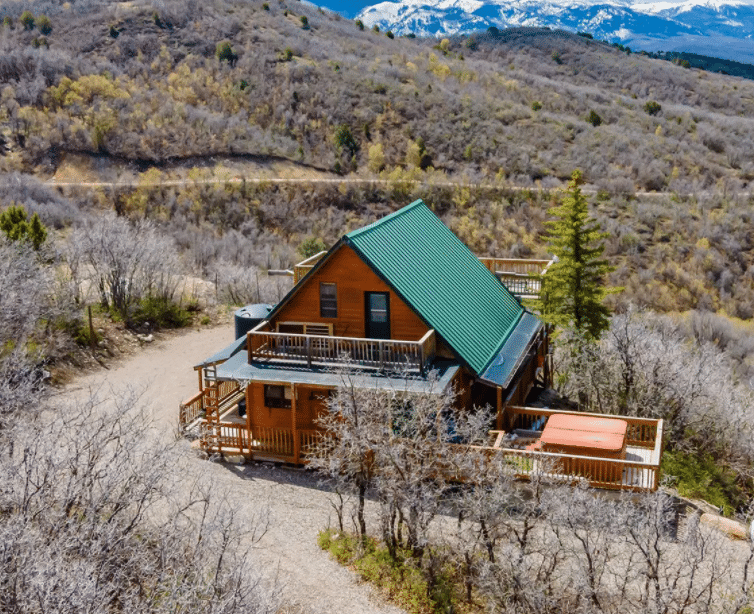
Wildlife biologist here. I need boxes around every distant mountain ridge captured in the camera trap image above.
[355,0,754,63]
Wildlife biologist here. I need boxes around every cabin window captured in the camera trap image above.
[278,323,305,334]
[320,283,337,318]
[264,384,292,409]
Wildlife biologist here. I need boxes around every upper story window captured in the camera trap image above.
[320,282,337,318]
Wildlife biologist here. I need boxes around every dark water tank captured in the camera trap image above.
[234,304,273,340]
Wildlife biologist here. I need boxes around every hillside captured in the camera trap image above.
[0,1,751,318]
[0,0,753,195]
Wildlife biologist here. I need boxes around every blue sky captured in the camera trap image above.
[316,1,376,18]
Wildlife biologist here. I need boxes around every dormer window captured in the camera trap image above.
[320,282,337,318]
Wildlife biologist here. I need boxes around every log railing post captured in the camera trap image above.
[292,385,299,464]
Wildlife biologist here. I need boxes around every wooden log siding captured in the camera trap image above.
[247,328,436,373]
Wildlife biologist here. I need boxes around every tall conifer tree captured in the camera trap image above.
[539,170,616,340]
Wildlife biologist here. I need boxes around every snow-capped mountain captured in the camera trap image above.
[355,0,754,63]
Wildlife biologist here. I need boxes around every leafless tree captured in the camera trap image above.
[211,259,288,306]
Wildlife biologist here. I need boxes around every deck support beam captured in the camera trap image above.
[246,385,252,459]
[292,384,299,464]
[496,386,503,431]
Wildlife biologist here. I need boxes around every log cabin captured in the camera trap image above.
[180,200,663,491]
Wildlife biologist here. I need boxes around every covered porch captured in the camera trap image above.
[180,351,462,464]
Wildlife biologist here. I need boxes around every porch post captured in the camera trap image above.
[197,368,204,410]
[292,384,300,464]
[496,386,503,431]
[246,384,253,460]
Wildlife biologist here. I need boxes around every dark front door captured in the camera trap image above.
[365,292,391,339]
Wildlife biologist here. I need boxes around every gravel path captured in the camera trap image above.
[60,324,405,614]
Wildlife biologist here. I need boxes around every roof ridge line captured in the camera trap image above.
[346,199,425,239]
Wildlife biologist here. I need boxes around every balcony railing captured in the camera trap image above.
[293,250,327,284]
[504,406,662,448]
[247,323,436,373]
[289,254,553,296]
[478,257,554,299]
[198,415,661,491]
[473,446,662,491]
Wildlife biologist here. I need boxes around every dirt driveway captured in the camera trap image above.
[61,324,405,614]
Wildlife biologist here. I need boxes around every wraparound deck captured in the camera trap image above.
[182,399,663,492]
[488,406,663,491]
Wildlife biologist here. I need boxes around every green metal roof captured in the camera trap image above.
[346,200,525,375]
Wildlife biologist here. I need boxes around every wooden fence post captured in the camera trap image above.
[88,305,96,351]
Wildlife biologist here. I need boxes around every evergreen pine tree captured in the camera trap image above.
[0,205,47,250]
[538,170,616,340]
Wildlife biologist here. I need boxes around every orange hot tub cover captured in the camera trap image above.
[535,414,629,483]
[539,414,628,458]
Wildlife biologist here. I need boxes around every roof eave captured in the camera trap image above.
[478,312,544,389]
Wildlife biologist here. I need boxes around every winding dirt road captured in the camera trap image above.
[61,324,404,614]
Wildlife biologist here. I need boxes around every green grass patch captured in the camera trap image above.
[318,529,462,614]
[129,296,192,329]
[662,450,746,516]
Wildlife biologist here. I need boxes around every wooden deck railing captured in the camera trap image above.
[200,422,246,453]
[497,273,543,298]
[197,416,660,490]
[499,406,663,491]
[248,326,435,373]
[478,258,553,276]
[485,447,660,491]
[505,406,662,448]
[179,380,242,430]
[201,424,321,464]
[250,426,295,458]
[299,429,320,457]
[293,251,327,284]
[179,391,205,428]
[478,258,554,299]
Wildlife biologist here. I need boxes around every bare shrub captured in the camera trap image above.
[0,389,278,614]
[70,214,183,321]
[0,238,49,349]
[210,258,291,306]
